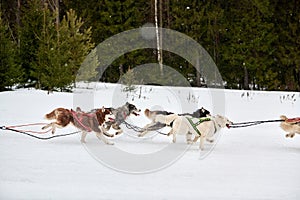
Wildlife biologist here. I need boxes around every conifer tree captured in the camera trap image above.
[0,10,23,91]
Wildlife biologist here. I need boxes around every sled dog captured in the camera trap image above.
[103,102,141,135]
[280,115,300,138]
[42,107,115,144]
[142,114,231,150]
[138,107,211,137]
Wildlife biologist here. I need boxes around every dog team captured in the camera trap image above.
[43,102,300,150]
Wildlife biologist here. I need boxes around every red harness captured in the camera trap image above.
[70,109,96,132]
[286,117,300,123]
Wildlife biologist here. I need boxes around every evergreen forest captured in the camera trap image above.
[1,0,299,91]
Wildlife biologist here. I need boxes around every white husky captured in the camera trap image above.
[142,114,232,150]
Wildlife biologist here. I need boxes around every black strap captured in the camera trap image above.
[1,126,80,140]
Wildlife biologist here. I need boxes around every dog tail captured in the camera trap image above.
[45,110,57,120]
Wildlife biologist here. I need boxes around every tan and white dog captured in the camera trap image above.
[280,115,300,138]
[141,113,232,150]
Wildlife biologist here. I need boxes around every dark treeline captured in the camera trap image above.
[1,0,299,91]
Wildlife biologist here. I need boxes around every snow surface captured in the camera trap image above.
[0,83,300,200]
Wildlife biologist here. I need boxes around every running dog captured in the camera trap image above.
[141,113,231,150]
[280,115,300,138]
[42,107,115,144]
[138,107,211,137]
[103,102,141,135]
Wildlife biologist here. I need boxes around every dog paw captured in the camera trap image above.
[105,133,114,138]
[187,140,193,144]
[106,142,114,145]
[206,139,214,143]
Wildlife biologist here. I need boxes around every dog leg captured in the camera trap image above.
[172,130,176,143]
[192,135,200,143]
[103,122,112,132]
[100,125,114,138]
[199,135,205,150]
[81,131,87,143]
[186,132,193,144]
[167,128,173,136]
[96,132,114,145]
[138,122,156,137]
[112,124,123,135]
[42,122,57,134]
[138,130,148,137]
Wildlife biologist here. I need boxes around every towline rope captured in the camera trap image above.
[229,119,284,128]
[0,123,80,140]
[123,121,168,135]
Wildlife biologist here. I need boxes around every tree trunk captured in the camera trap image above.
[196,56,201,87]
[154,0,163,76]
[16,0,21,48]
[159,0,163,75]
[244,65,249,90]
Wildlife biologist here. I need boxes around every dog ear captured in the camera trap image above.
[101,106,105,112]
[280,115,287,120]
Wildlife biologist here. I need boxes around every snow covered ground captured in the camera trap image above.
[0,83,300,199]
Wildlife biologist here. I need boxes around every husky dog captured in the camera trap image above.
[103,102,141,135]
[138,107,211,137]
[141,113,231,150]
[42,107,115,144]
[280,115,300,138]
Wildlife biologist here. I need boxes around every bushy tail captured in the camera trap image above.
[45,110,57,120]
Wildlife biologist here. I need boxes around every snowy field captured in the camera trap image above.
[0,83,300,199]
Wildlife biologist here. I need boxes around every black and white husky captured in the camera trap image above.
[103,102,141,135]
[138,107,211,137]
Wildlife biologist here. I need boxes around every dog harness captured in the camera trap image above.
[286,117,300,123]
[70,109,96,132]
[186,117,211,136]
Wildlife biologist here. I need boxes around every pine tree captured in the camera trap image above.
[0,10,23,91]
[30,6,94,91]
[19,0,44,84]
[221,0,277,90]
[273,0,300,91]
[59,9,94,87]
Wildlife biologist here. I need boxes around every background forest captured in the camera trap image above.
[1,0,299,91]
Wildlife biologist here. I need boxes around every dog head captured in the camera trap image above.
[96,107,115,125]
[126,102,141,116]
[214,115,233,128]
[280,115,288,121]
[198,107,211,117]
